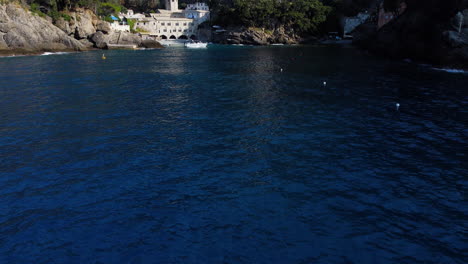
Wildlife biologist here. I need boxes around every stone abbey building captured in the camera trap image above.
[126,0,210,40]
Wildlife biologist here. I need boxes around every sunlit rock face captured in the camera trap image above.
[0,4,85,53]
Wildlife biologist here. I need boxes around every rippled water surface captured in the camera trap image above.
[0,46,467,264]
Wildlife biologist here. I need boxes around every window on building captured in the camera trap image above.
[176,23,179,26]
[183,23,187,26]
[178,29,182,32]
[168,23,171,26]
[163,29,167,32]
[161,22,165,26]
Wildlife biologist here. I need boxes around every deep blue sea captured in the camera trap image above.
[0,45,467,264]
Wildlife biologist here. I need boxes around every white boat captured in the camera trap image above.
[160,39,186,47]
[184,41,208,48]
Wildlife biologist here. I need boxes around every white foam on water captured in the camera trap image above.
[0,54,27,58]
[1,52,71,58]
[432,67,468,74]
[41,52,71,56]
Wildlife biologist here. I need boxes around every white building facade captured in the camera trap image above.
[110,21,131,32]
[125,0,210,40]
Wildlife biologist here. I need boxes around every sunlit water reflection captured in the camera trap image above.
[0,45,467,264]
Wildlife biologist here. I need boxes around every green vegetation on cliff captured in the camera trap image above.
[208,0,332,34]
[15,0,338,35]
[22,0,129,22]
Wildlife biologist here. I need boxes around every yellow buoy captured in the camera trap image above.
[102,54,106,60]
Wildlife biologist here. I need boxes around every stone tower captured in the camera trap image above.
[165,0,178,11]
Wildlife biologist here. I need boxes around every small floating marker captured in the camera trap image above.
[323,81,327,86]
[102,54,106,60]
[280,68,283,73]
[396,103,400,111]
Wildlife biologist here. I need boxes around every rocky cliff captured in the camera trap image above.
[0,3,85,55]
[354,0,468,68]
[55,8,101,40]
[0,3,162,56]
[212,27,301,45]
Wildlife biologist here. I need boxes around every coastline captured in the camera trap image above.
[0,48,94,57]
[3,43,467,75]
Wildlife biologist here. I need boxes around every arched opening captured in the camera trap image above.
[160,35,168,39]
[190,35,198,40]
[178,35,188,40]
[169,35,177,39]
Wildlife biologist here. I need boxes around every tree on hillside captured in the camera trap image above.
[210,0,331,35]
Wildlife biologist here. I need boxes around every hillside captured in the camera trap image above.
[354,0,468,68]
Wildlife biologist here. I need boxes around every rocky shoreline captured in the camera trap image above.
[1,1,467,69]
[211,26,302,45]
[0,3,163,57]
[353,1,468,69]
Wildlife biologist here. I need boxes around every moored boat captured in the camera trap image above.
[184,40,208,48]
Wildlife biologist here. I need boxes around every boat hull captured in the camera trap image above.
[184,43,208,48]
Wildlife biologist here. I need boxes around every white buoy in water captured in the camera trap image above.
[323,81,327,86]
[396,103,400,111]
[280,68,283,72]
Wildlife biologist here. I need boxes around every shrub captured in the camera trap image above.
[103,15,115,23]
[212,0,332,35]
[99,2,122,16]
[135,28,149,33]
[127,18,136,33]
[30,3,46,18]
[49,9,60,22]
[61,13,72,22]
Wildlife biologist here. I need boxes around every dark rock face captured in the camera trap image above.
[212,27,298,45]
[0,4,85,53]
[354,0,468,68]
[140,39,164,49]
[227,30,269,45]
[444,29,468,48]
